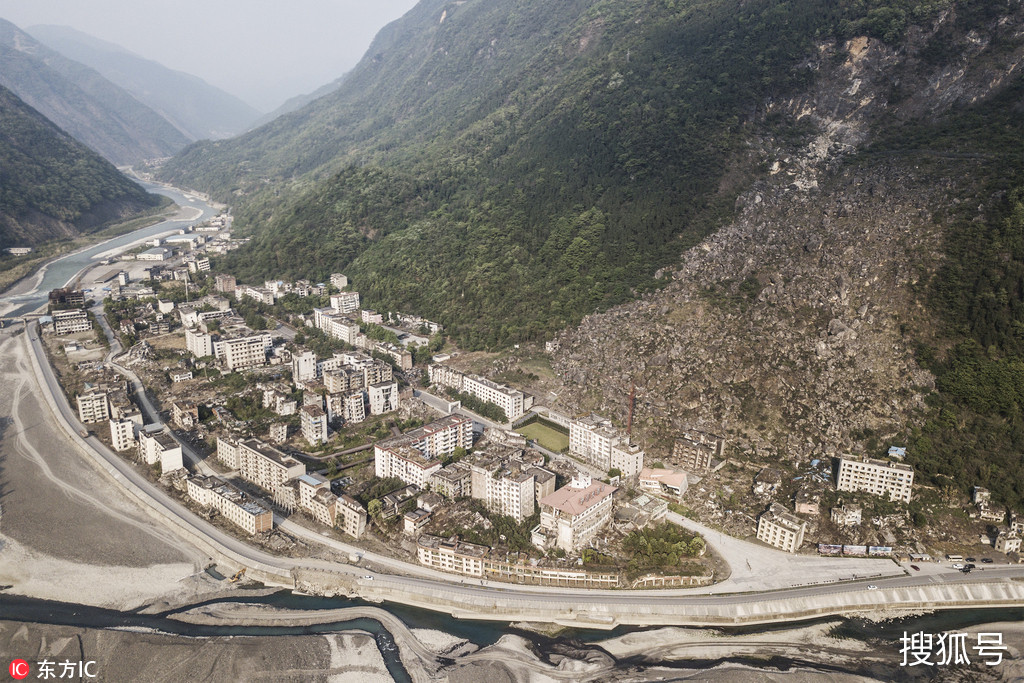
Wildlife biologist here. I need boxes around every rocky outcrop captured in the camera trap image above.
[552,8,1024,461]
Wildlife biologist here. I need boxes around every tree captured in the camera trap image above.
[367,499,382,519]
[608,467,622,479]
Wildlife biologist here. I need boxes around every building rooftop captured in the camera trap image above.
[841,456,914,473]
[241,439,302,468]
[540,481,617,517]
[298,473,329,488]
[761,503,806,533]
[639,467,688,490]
[417,534,489,558]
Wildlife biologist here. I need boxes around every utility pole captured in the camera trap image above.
[627,381,636,437]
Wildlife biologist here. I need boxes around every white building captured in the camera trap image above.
[237,438,305,493]
[337,494,367,539]
[836,456,914,504]
[330,291,360,314]
[756,503,806,553]
[417,534,488,577]
[330,273,349,290]
[301,404,329,446]
[53,309,92,335]
[216,437,241,469]
[533,473,617,552]
[109,418,136,452]
[568,414,645,476]
[186,476,272,535]
[292,350,317,382]
[327,390,365,424]
[185,327,214,357]
[214,334,273,371]
[428,365,527,421]
[76,391,110,424]
[367,381,399,415]
[138,430,184,474]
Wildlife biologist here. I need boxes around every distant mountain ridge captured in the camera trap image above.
[0,84,162,249]
[29,25,262,141]
[0,18,190,165]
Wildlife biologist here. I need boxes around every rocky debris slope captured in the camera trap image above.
[553,165,942,461]
[552,10,1024,462]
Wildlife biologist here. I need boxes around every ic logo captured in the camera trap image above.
[8,659,29,680]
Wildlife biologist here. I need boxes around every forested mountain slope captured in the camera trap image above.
[0,18,190,165]
[0,85,162,249]
[29,25,261,141]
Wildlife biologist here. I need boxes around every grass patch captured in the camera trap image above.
[517,421,569,452]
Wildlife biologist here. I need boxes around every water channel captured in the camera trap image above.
[1,180,218,318]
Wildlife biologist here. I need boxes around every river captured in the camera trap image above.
[0,180,219,318]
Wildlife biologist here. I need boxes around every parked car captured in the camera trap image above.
[966,557,977,562]
[952,563,964,569]
[981,558,994,563]
[910,564,920,571]
[867,584,879,590]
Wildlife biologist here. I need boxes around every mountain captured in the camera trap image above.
[158,0,1023,348]
[0,84,163,249]
[29,25,262,140]
[248,73,348,130]
[0,18,189,165]
[158,0,1024,510]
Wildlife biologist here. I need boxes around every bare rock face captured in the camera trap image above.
[552,8,1024,461]
[553,164,940,460]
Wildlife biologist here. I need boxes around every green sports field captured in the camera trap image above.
[516,422,569,452]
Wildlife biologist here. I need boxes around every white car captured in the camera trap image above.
[952,563,964,569]
[867,584,878,590]
[362,575,374,580]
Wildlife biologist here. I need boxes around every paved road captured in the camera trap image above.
[18,319,1024,625]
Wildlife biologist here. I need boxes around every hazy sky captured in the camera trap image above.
[0,0,420,112]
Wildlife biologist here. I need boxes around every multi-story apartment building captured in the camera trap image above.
[756,503,807,553]
[374,415,473,486]
[428,461,472,499]
[300,405,329,445]
[269,422,288,443]
[330,291,360,314]
[237,438,305,493]
[672,430,726,470]
[479,465,536,523]
[337,494,367,539]
[292,350,317,382]
[216,437,241,469]
[186,476,272,535]
[836,456,915,503]
[213,334,273,371]
[533,473,617,552]
[361,309,384,324]
[53,309,91,335]
[76,391,110,424]
[214,274,236,294]
[185,327,214,358]
[238,285,275,305]
[428,365,526,421]
[416,534,489,577]
[109,418,136,452]
[367,381,399,415]
[568,414,645,476]
[138,430,183,474]
[330,273,349,290]
[375,445,443,489]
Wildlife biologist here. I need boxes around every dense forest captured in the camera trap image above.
[162,0,964,349]
[0,84,162,249]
